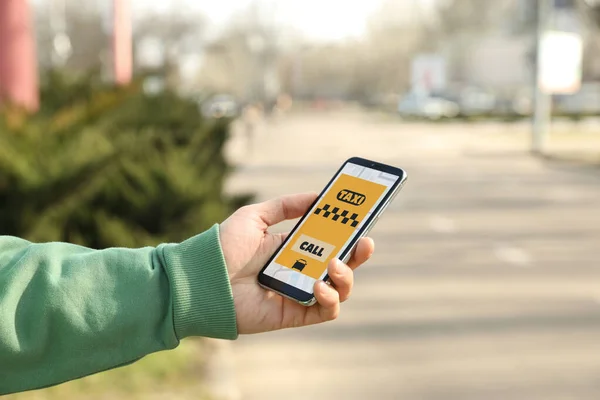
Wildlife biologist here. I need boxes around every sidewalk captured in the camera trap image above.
[223,111,600,400]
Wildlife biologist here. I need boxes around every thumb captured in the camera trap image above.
[254,192,318,227]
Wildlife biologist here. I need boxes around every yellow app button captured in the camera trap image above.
[291,234,336,263]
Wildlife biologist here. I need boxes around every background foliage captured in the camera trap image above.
[0,70,252,249]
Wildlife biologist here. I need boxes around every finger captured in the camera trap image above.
[327,259,354,302]
[313,281,340,321]
[347,237,375,270]
[254,192,318,227]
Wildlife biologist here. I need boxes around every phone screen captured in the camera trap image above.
[261,161,402,295]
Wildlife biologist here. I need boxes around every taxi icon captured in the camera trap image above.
[291,259,307,272]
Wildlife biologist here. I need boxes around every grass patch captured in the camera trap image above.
[6,339,210,400]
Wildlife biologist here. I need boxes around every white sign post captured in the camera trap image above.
[532,0,585,154]
[539,31,583,94]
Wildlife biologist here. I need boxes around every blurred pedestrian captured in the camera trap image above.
[277,93,293,113]
[242,102,262,152]
[269,93,293,124]
[0,192,375,395]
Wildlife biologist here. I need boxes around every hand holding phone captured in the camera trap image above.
[258,157,407,306]
[219,192,375,334]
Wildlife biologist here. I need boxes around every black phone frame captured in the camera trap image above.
[257,156,407,304]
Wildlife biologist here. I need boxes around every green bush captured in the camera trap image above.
[0,71,252,249]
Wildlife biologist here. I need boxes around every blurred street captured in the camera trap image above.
[225,109,600,400]
[5,0,600,398]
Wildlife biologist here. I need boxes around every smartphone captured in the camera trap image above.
[257,157,407,306]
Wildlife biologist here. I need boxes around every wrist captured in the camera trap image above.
[160,224,238,340]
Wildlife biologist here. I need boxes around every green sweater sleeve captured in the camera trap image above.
[0,224,238,395]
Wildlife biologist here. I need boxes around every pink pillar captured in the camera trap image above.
[112,0,132,86]
[0,0,39,112]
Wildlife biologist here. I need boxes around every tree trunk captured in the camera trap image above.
[0,0,39,112]
[113,0,132,86]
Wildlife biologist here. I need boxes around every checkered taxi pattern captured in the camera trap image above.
[314,204,360,228]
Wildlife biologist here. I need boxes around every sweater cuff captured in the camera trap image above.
[161,224,238,340]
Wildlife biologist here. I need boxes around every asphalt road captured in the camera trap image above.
[222,110,600,400]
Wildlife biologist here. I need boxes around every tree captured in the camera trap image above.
[132,9,207,92]
[583,0,600,25]
[33,2,107,73]
[197,1,289,102]
[0,71,251,248]
[133,9,207,63]
[32,1,207,90]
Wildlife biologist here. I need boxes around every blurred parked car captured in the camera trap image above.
[397,93,460,120]
[362,92,401,111]
[555,83,600,116]
[201,95,239,119]
[510,88,534,117]
[456,87,497,116]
